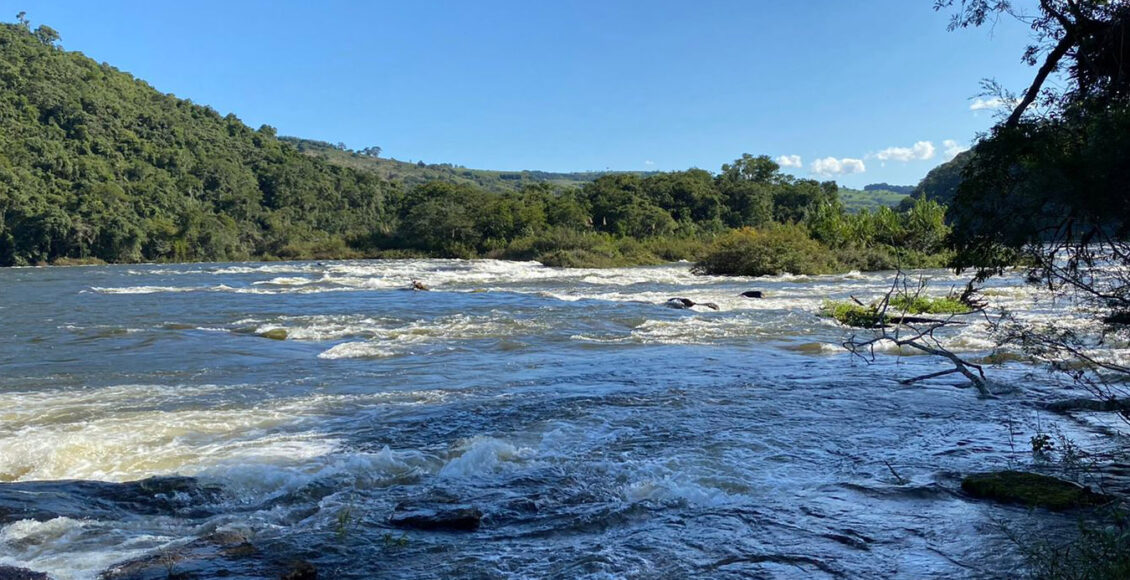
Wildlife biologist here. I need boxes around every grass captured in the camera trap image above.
[888,294,971,314]
[820,302,886,327]
[821,294,973,327]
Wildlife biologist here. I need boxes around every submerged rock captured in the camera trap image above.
[389,504,483,531]
[0,566,49,580]
[740,290,763,298]
[1044,397,1130,414]
[281,560,318,580]
[100,530,261,579]
[961,471,1113,511]
[0,476,223,524]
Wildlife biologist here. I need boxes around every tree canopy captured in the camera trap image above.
[939,0,1130,291]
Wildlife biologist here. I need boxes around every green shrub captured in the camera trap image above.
[693,224,837,276]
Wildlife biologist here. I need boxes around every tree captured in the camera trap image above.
[938,2,1130,414]
[719,153,782,184]
[33,24,58,46]
[938,0,1130,127]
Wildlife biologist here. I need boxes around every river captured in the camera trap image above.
[0,259,1111,578]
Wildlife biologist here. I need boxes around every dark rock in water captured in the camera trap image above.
[281,560,318,580]
[0,566,49,580]
[0,476,223,524]
[100,530,263,579]
[411,280,429,291]
[740,290,763,298]
[389,504,483,531]
[664,298,719,311]
[961,471,1113,511]
[1044,397,1130,413]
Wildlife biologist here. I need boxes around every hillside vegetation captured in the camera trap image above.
[279,137,639,194]
[283,137,911,214]
[0,19,941,272]
[0,21,401,266]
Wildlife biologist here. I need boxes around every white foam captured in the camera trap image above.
[0,517,165,580]
[438,436,535,479]
[89,285,196,295]
[313,313,545,358]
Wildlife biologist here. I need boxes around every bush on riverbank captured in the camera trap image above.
[692,225,837,276]
[693,197,953,276]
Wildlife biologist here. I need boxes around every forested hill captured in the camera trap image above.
[279,137,643,194]
[0,19,932,270]
[0,21,395,266]
[283,137,911,213]
[897,150,974,210]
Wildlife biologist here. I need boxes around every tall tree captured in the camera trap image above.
[940,0,1130,410]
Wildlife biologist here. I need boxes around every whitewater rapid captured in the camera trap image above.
[0,259,1110,578]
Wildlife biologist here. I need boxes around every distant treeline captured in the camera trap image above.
[0,20,944,273]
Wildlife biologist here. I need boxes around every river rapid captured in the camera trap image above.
[0,259,1114,578]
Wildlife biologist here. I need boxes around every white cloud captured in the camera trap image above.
[810,157,866,177]
[775,154,802,168]
[875,141,935,162]
[644,160,655,166]
[970,97,1016,111]
[942,139,969,161]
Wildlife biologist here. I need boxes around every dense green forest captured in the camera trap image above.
[0,20,396,265]
[282,136,910,214]
[0,19,934,272]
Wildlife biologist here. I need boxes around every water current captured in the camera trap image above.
[0,259,1115,578]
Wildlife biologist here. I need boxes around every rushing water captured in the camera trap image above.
[0,259,1114,578]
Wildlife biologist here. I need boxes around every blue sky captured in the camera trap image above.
[6,1,1037,187]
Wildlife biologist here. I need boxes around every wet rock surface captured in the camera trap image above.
[0,566,49,580]
[389,501,483,532]
[1044,397,1130,413]
[0,476,223,524]
[99,531,282,580]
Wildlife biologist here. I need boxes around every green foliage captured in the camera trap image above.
[279,136,636,194]
[0,20,956,271]
[821,294,970,327]
[888,294,970,314]
[692,225,837,277]
[899,149,972,210]
[807,197,950,254]
[838,186,911,213]
[0,21,394,266]
[820,301,885,328]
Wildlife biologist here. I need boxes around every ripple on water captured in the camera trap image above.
[0,260,1110,579]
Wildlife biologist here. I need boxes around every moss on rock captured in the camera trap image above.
[961,471,1112,511]
[258,328,288,340]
